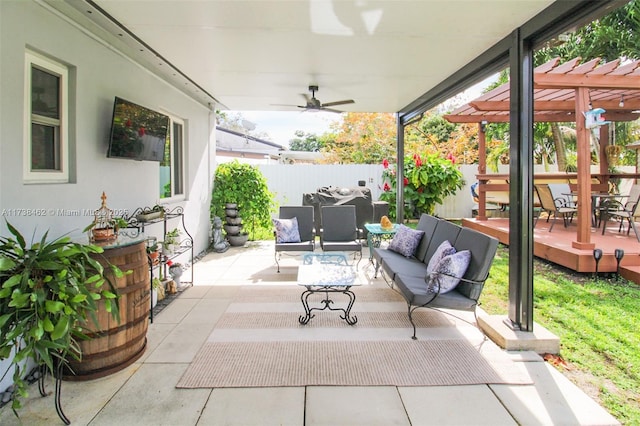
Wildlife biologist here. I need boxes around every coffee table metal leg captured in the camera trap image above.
[340,289,358,325]
[299,287,358,325]
[299,289,314,324]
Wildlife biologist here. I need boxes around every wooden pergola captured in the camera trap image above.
[445,57,640,249]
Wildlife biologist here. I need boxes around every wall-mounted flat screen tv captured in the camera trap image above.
[107,97,169,162]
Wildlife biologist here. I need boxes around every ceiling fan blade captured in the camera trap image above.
[322,99,355,107]
[271,103,303,107]
[320,107,344,113]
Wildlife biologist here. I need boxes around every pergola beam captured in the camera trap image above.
[470,99,640,111]
[535,75,640,89]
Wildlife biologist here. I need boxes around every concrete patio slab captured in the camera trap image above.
[306,386,410,426]
[398,385,518,425]
[491,362,619,426]
[200,387,305,426]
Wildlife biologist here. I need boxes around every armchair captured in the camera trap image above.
[320,205,362,267]
[274,206,315,272]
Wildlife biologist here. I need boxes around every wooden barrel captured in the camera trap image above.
[64,240,150,380]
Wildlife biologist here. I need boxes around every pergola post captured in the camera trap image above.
[571,87,595,250]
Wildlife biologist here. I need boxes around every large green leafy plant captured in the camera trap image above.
[210,160,276,240]
[379,153,464,220]
[0,223,122,412]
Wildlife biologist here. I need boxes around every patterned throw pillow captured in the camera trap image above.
[273,217,301,243]
[426,240,456,274]
[388,225,425,258]
[426,250,471,294]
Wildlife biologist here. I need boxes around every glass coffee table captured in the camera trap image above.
[297,253,359,325]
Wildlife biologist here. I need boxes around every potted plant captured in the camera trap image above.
[135,204,165,223]
[151,277,164,307]
[210,160,276,242]
[0,222,122,412]
[162,228,181,255]
[146,241,160,263]
[605,144,623,166]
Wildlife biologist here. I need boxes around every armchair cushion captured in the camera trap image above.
[426,250,471,294]
[273,217,301,243]
[388,225,425,258]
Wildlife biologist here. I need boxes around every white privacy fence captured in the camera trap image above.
[257,164,481,219]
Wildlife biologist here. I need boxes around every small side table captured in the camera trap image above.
[364,223,399,263]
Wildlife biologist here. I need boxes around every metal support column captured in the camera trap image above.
[396,113,405,224]
[507,28,535,332]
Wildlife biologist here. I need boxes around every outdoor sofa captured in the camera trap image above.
[373,214,499,339]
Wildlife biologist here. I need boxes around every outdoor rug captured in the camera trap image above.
[176,286,532,388]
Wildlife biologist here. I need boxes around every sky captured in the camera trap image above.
[234,75,497,148]
[237,110,342,147]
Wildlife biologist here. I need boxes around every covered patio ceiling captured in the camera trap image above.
[44,0,559,112]
[444,56,640,249]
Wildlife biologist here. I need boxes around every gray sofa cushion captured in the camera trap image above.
[422,220,461,263]
[380,252,426,281]
[414,214,440,262]
[395,273,478,311]
[452,227,500,295]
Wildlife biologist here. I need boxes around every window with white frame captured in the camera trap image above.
[159,117,185,199]
[24,51,69,183]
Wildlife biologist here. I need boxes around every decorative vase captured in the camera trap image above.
[169,267,183,287]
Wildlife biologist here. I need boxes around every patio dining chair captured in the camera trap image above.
[548,183,577,209]
[320,205,362,267]
[534,184,577,231]
[274,206,315,272]
[601,184,640,242]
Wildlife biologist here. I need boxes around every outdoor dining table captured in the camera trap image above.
[565,192,627,228]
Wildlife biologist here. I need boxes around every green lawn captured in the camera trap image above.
[482,244,640,424]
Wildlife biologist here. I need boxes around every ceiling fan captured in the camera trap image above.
[278,85,354,113]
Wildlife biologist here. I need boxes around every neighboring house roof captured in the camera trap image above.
[216,127,321,164]
[216,127,285,158]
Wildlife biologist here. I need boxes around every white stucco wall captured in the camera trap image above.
[0,1,215,391]
[0,1,213,250]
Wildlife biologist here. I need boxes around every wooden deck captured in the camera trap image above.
[462,217,640,285]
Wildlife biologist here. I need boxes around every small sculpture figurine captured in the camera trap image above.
[380,215,394,231]
[212,216,230,253]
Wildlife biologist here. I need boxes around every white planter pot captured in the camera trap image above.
[151,288,158,308]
